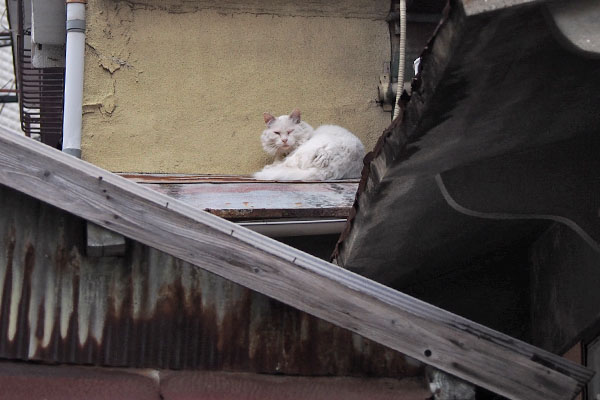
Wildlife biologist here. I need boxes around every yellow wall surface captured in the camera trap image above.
[82,0,391,174]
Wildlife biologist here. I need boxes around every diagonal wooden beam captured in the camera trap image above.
[0,131,593,400]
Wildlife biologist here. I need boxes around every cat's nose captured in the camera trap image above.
[281,138,288,143]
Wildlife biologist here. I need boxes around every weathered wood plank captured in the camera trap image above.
[122,175,358,220]
[0,131,592,400]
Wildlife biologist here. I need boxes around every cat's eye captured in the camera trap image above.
[274,131,281,135]
[287,129,294,134]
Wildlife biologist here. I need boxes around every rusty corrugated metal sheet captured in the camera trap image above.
[0,184,420,376]
[120,174,359,220]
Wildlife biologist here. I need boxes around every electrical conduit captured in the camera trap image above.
[62,0,86,158]
[393,0,406,120]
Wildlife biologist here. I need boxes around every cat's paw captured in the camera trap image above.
[253,170,269,180]
[312,150,329,168]
[254,166,281,180]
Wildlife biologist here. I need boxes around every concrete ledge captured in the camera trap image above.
[0,362,430,400]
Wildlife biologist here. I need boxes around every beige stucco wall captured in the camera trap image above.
[82,0,391,174]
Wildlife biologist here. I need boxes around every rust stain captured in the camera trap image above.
[0,224,15,357]
[209,208,351,221]
[120,174,258,184]
[12,243,35,359]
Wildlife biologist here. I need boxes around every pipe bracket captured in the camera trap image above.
[63,148,82,158]
[66,19,86,33]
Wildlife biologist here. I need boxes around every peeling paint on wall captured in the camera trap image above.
[81,0,391,174]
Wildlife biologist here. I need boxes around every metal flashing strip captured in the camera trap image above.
[239,219,347,237]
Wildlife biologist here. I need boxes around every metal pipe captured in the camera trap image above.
[62,0,86,158]
[239,219,347,237]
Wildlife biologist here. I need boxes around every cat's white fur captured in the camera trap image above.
[254,109,365,181]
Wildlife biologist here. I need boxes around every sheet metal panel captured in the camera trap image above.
[0,184,419,376]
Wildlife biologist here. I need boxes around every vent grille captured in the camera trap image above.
[16,0,64,147]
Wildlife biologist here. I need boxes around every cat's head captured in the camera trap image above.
[260,108,313,157]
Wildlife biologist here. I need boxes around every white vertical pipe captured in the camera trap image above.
[62,1,86,158]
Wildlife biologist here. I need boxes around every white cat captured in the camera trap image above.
[253,109,365,181]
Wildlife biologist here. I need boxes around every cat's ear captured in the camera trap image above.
[263,112,276,126]
[289,108,301,124]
